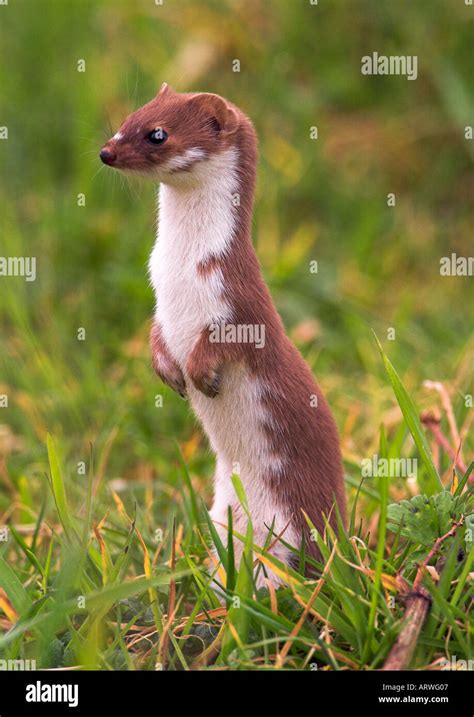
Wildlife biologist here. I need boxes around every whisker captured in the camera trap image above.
[90,162,106,183]
[105,110,113,136]
[75,117,110,141]
[133,62,140,109]
[124,174,142,203]
[77,135,102,145]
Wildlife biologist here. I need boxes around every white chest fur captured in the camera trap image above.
[149,148,238,366]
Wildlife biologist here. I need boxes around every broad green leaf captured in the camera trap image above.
[387,492,462,546]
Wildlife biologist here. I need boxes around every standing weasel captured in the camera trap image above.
[100,84,346,584]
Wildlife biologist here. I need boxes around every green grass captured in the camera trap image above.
[0,0,472,670]
[0,412,472,670]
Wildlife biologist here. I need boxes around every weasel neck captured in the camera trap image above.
[157,148,241,265]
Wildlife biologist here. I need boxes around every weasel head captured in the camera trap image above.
[100,84,242,186]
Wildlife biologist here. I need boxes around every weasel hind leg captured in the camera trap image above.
[209,498,296,592]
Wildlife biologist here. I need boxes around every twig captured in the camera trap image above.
[413,518,463,593]
[381,588,432,671]
[382,518,464,670]
[275,542,337,668]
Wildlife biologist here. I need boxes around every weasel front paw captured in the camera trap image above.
[153,356,187,398]
[150,320,187,398]
[188,366,222,398]
[164,368,187,399]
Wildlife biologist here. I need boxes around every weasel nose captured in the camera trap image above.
[100,147,117,165]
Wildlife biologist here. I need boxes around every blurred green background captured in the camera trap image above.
[0,0,472,517]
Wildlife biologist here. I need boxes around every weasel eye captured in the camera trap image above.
[147,128,168,145]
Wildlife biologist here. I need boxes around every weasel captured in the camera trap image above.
[100,84,346,585]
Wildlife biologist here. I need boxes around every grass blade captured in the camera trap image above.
[46,433,74,540]
[372,332,442,493]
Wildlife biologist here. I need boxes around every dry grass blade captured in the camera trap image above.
[275,542,337,668]
[0,589,18,623]
[158,520,177,668]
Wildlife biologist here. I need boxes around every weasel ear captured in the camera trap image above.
[188,93,239,136]
[156,82,172,98]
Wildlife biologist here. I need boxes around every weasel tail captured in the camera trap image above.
[100,84,346,587]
